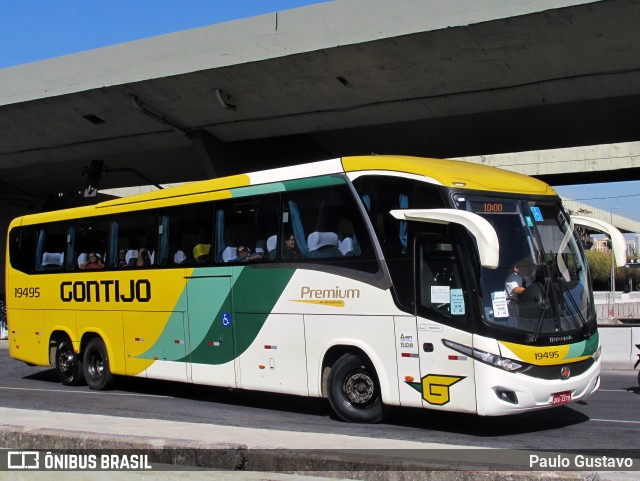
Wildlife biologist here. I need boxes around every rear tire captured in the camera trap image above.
[83,338,114,390]
[55,340,84,386]
[327,353,386,423]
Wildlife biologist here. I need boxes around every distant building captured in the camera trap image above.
[592,238,610,253]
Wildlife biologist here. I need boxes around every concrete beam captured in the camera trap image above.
[456,140,640,179]
[0,0,599,106]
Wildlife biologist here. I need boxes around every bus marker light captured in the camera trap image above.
[448,355,468,361]
[401,353,418,358]
[174,340,185,344]
[264,345,278,350]
[153,356,158,360]
[135,337,144,342]
[259,365,266,369]
[208,341,221,347]
[405,376,414,382]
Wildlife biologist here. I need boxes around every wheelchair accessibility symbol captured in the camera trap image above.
[222,313,231,327]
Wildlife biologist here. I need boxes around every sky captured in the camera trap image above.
[1,1,638,224]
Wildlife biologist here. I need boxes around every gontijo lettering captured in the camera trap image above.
[60,279,151,303]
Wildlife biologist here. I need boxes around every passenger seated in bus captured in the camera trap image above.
[282,233,301,259]
[117,248,128,267]
[136,248,152,267]
[233,245,263,262]
[80,252,104,270]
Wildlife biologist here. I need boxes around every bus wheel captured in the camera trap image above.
[327,353,385,423]
[55,340,84,386]
[83,338,114,390]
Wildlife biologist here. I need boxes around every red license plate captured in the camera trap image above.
[551,391,572,404]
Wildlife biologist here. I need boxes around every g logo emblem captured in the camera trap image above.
[421,374,465,405]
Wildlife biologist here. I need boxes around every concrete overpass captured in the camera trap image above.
[1,0,640,208]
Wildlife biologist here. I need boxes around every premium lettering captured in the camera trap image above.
[60,279,151,303]
[300,286,360,299]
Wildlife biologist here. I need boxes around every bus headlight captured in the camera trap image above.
[443,339,524,373]
[591,345,602,361]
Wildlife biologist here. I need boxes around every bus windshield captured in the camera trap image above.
[457,195,593,340]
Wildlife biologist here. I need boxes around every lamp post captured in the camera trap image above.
[609,207,618,319]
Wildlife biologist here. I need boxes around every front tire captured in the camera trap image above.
[327,353,386,423]
[83,338,114,390]
[55,340,84,386]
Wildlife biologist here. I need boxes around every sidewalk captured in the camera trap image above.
[2,406,635,481]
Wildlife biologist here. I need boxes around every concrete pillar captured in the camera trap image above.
[191,130,242,179]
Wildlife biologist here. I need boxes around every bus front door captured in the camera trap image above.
[186,274,237,388]
[414,235,477,414]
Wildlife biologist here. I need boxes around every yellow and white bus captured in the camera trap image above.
[5,156,626,422]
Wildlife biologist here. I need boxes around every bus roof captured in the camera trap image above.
[14,156,555,225]
[342,156,556,196]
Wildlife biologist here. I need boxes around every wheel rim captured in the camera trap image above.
[57,346,75,377]
[88,351,104,380]
[343,370,375,406]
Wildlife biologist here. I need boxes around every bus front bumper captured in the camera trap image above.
[474,358,601,416]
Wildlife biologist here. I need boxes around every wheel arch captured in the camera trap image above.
[79,330,106,356]
[320,341,395,404]
[49,329,75,367]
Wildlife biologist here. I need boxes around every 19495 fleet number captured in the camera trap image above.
[14,287,40,298]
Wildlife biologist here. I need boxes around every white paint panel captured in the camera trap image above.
[247,159,343,185]
[237,314,308,396]
[144,360,191,382]
[190,362,237,388]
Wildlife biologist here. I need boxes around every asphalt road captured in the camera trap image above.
[1,345,639,452]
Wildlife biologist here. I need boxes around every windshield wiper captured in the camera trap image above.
[534,253,589,342]
[528,273,551,344]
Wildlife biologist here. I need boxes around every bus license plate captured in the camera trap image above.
[551,391,572,404]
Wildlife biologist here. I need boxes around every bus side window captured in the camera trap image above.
[35,222,66,272]
[215,195,278,263]
[111,211,158,269]
[68,218,108,271]
[158,202,213,267]
[9,227,36,274]
[282,184,375,270]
